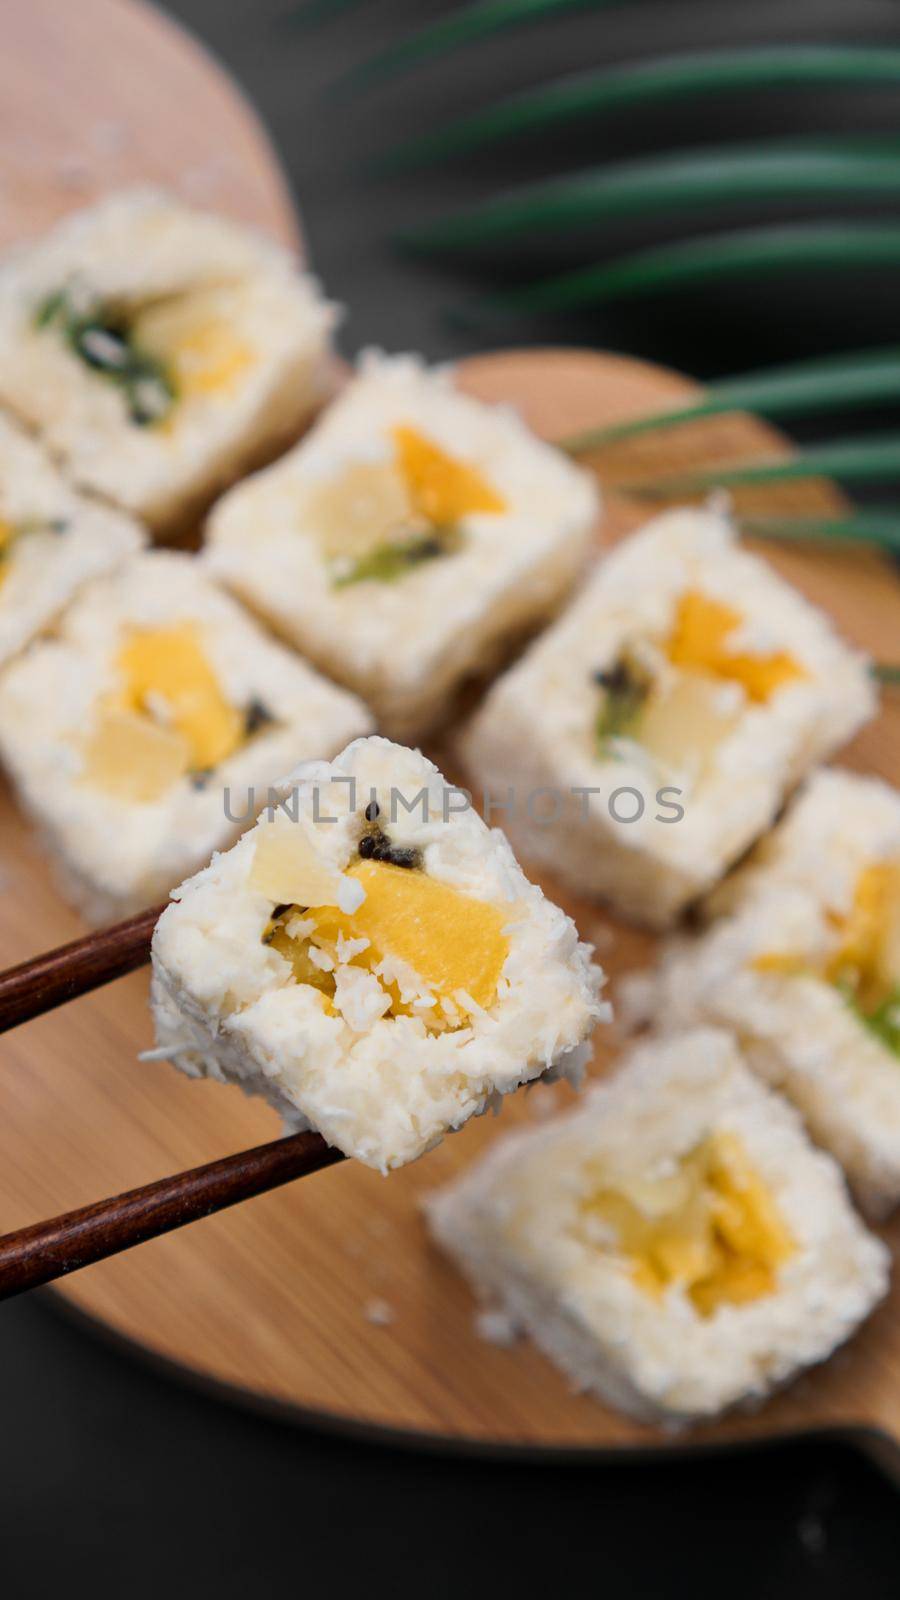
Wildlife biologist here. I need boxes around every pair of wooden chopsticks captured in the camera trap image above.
[0,908,343,1300]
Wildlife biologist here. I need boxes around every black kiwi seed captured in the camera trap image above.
[358,830,421,870]
[244,699,275,738]
[365,800,380,822]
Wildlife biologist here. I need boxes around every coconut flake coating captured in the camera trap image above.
[427,1028,888,1425]
[0,411,144,667]
[0,188,336,533]
[204,350,598,740]
[459,506,875,929]
[624,770,900,1218]
[0,550,372,923]
[151,736,608,1171]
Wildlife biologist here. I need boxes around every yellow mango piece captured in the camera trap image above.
[115,623,243,772]
[136,296,254,398]
[581,1132,793,1317]
[637,670,741,771]
[751,950,812,977]
[0,517,15,591]
[690,1256,774,1318]
[392,424,506,525]
[250,825,351,911]
[667,591,806,703]
[309,461,415,561]
[82,707,190,802]
[311,858,510,1011]
[705,1133,793,1261]
[826,860,900,1010]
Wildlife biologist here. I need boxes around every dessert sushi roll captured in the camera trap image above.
[459,506,875,929]
[150,736,608,1171]
[203,351,598,741]
[0,551,372,924]
[625,770,900,1219]
[427,1028,888,1426]
[0,189,335,535]
[0,410,143,668]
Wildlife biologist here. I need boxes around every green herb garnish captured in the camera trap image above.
[839,979,900,1056]
[34,288,176,426]
[593,659,652,754]
[331,525,463,588]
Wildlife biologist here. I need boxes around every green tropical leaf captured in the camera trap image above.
[455,222,900,315]
[377,45,900,172]
[399,137,900,254]
[738,511,900,555]
[334,0,620,92]
[623,433,900,498]
[560,348,900,454]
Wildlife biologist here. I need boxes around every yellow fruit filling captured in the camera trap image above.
[753,860,900,1051]
[81,709,190,803]
[667,591,806,704]
[391,425,506,524]
[134,293,255,400]
[82,622,246,801]
[0,518,16,590]
[826,861,900,1012]
[635,672,742,772]
[310,462,416,564]
[259,850,511,1025]
[315,424,506,586]
[580,1132,794,1316]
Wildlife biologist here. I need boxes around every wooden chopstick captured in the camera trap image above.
[0,907,343,1298]
[0,902,164,1034]
[0,1128,344,1300]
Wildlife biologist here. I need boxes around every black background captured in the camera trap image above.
[4,3,900,1594]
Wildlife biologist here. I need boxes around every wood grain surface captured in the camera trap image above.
[2,0,900,1454]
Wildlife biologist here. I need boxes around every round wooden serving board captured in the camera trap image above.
[2,0,900,1458]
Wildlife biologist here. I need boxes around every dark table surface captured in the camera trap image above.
[5,2,900,1593]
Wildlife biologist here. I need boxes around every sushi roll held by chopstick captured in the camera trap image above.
[459,507,875,929]
[625,770,900,1219]
[427,1028,888,1427]
[149,736,608,1171]
[203,351,599,742]
[0,189,336,535]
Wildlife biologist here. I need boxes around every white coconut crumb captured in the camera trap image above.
[337,932,370,962]
[364,1297,396,1327]
[333,964,392,1031]
[307,944,335,973]
[338,875,367,915]
[474,1307,519,1347]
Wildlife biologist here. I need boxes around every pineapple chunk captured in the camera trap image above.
[115,623,243,772]
[392,425,506,524]
[309,461,415,562]
[668,591,806,703]
[637,672,741,772]
[311,858,510,1011]
[135,293,255,399]
[82,707,190,802]
[582,1132,793,1316]
[250,824,365,913]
